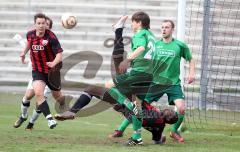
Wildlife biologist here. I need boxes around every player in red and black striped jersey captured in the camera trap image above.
[19,13,63,129]
[14,16,69,131]
[112,101,178,144]
[27,28,62,74]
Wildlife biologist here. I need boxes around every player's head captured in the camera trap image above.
[131,11,150,32]
[34,13,47,33]
[162,108,178,124]
[45,16,53,30]
[161,20,175,39]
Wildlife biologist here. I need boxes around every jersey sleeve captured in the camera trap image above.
[180,42,192,61]
[26,31,31,42]
[49,31,63,55]
[131,34,147,51]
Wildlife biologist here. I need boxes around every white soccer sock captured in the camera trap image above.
[43,87,51,99]
[46,114,53,120]
[113,16,128,31]
[29,109,41,124]
[21,98,30,118]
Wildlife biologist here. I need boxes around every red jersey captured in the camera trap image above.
[26,29,63,73]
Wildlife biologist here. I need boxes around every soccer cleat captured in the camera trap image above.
[153,135,166,144]
[112,15,128,31]
[108,130,123,138]
[25,122,34,131]
[170,131,184,142]
[13,116,27,128]
[125,138,143,146]
[48,119,57,129]
[54,111,75,121]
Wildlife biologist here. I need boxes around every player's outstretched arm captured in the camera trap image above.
[119,46,145,73]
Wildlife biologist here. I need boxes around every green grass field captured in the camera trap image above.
[0,92,240,152]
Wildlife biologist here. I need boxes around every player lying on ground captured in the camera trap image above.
[112,101,178,144]
[54,87,178,145]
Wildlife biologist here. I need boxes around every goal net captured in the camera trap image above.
[185,0,240,126]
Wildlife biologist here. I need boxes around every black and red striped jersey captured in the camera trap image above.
[142,102,165,127]
[26,29,63,73]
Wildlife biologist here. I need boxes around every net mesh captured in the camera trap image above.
[185,0,240,127]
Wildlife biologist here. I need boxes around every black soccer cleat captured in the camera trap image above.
[13,116,27,128]
[125,138,143,146]
[25,122,34,131]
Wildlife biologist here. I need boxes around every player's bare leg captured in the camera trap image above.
[52,90,69,112]
[33,80,57,129]
[170,99,185,142]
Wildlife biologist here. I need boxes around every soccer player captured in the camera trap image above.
[55,12,157,145]
[153,20,195,142]
[17,13,64,129]
[104,12,157,145]
[110,20,195,143]
[13,16,53,130]
[114,101,178,144]
[25,16,67,130]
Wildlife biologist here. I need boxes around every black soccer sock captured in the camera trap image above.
[102,90,118,105]
[115,28,123,39]
[22,101,30,107]
[70,92,92,113]
[36,106,42,113]
[113,28,124,55]
[38,100,52,120]
[151,125,165,141]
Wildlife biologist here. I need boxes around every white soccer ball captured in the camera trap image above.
[61,13,77,29]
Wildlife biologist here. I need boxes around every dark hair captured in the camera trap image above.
[45,16,53,29]
[131,11,150,29]
[163,109,178,124]
[34,13,46,23]
[163,19,175,29]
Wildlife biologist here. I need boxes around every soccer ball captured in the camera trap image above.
[61,13,77,29]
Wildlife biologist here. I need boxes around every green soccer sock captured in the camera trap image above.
[131,115,142,140]
[107,88,134,110]
[171,113,184,133]
[117,118,130,131]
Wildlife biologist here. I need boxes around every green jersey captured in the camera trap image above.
[130,28,156,73]
[153,39,192,85]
